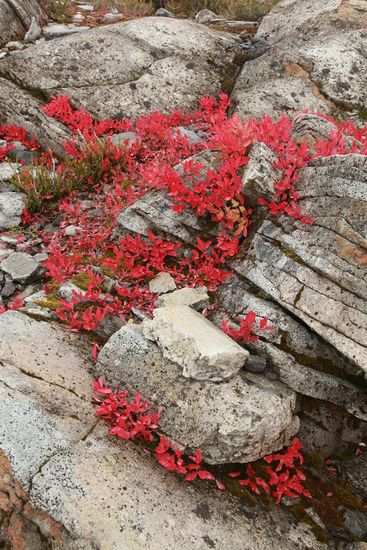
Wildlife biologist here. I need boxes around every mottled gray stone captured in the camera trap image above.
[156,286,209,309]
[0,192,24,229]
[29,423,325,550]
[149,272,177,294]
[96,324,299,463]
[233,154,367,376]
[0,17,240,122]
[0,311,95,488]
[232,0,367,119]
[241,142,280,205]
[1,252,39,284]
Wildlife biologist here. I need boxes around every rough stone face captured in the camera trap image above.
[0,17,240,123]
[241,142,280,205]
[212,273,367,424]
[340,454,367,501]
[0,78,72,157]
[0,0,45,47]
[233,154,367,377]
[232,0,367,119]
[29,424,324,550]
[1,252,39,284]
[0,192,24,229]
[143,306,249,381]
[0,311,95,488]
[96,324,299,463]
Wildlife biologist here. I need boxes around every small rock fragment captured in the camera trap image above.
[0,192,24,229]
[109,132,141,147]
[156,8,174,17]
[246,354,267,374]
[195,9,218,23]
[149,272,177,294]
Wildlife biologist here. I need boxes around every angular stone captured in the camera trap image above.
[143,306,249,381]
[156,286,209,309]
[0,311,95,488]
[149,272,176,294]
[0,192,24,229]
[1,252,39,284]
[96,324,299,463]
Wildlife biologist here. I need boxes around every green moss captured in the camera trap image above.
[291,505,329,544]
[303,451,325,471]
[71,272,94,291]
[357,108,367,120]
[34,294,61,311]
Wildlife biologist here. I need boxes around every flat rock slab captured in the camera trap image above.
[30,424,324,550]
[0,311,95,488]
[96,325,299,464]
[1,251,38,283]
[144,305,249,381]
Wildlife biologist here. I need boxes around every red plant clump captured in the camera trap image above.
[93,377,310,501]
[1,94,366,329]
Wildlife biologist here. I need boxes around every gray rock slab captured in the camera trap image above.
[0,311,95,488]
[1,251,39,283]
[30,423,325,550]
[0,17,240,122]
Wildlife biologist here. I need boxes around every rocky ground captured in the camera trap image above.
[0,0,367,548]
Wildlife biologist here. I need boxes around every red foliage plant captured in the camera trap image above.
[1,94,366,329]
[93,377,310,502]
